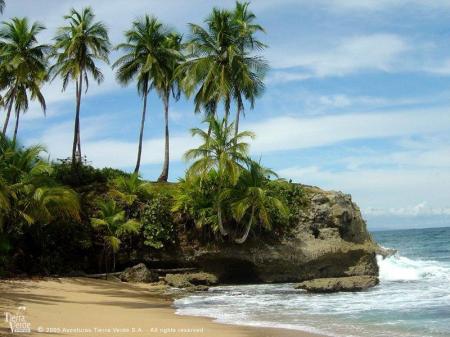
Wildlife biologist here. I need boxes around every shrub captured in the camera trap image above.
[141,194,176,249]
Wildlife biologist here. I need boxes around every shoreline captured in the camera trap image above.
[0,277,325,337]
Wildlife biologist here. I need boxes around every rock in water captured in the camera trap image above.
[296,276,379,293]
[165,272,218,288]
[120,263,158,283]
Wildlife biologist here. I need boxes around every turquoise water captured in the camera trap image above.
[174,227,450,337]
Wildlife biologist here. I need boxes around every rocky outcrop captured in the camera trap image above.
[119,263,158,283]
[151,185,379,288]
[165,272,218,289]
[296,276,379,293]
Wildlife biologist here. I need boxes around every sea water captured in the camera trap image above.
[174,227,450,337]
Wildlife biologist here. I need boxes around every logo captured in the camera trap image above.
[4,306,31,333]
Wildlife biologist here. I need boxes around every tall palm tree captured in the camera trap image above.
[157,32,183,182]
[113,16,178,175]
[91,199,141,273]
[0,18,48,140]
[184,116,253,236]
[182,8,239,126]
[232,161,287,244]
[50,7,110,165]
[232,1,267,136]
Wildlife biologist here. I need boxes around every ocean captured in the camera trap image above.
[174,226,450,337]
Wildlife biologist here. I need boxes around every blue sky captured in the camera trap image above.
[4,0,450,230]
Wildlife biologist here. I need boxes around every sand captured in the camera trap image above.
[0,277,323,337]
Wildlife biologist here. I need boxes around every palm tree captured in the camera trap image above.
[232,1,267,136]
[91,199,141,274]
[0,136,80,232]
[157,33,183,182]
[232,161,287,244]
[184,116,253,236]
[50,7,110,165]
[111,173,152,205]
[0,18,48,140]
[182,8,239,126]
[114,16,179,175]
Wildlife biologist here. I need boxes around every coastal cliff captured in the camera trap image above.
[149,185,379,288]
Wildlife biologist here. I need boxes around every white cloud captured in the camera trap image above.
[246,108,450,153]
[29,115,200,168]
[268,34,408,76]
[278,165,450,216]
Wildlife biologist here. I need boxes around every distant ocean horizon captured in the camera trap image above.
[174,226,450,337]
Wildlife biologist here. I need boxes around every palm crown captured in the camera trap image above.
[0,17,48,140]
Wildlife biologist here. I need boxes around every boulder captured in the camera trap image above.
[120,263,158,283]
[165,272,218,288]
[296,276,379,293]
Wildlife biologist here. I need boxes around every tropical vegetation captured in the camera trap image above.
[0,2,310,277]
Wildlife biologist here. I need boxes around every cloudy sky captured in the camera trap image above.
[4,0,450,230]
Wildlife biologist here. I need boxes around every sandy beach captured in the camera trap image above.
[0,278,323,337]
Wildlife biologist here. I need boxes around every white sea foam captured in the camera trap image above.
[174,248,450,337]
[378,254,450,282]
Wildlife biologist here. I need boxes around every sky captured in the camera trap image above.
[3,0,450,230]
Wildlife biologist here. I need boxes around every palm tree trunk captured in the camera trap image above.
[234,206,255,244]
[2,94,15,136]
[158,92,170,182]
[234,95,243,137]
[134,80,149,174]
[217,207,228,236]
[12,111,20,144]
[72,76,83,166]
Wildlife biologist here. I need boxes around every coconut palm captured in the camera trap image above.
[231,161,288,244]
[182,8,239,125]
[91,199,141,273]
[50,7,110,165]
[232,1,267,136]
[114,16,179,175]
[184,116,254,235]
[0,18,48,139]
[157,32,183,182]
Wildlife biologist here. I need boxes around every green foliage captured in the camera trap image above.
[266,180,308,232]
[172,171,219,231]
[231,161,288,243]
[52,158,108,188]
[91,199,141,253]
[0,17,48,140]
[0,136,82,274]
[141,193,175,249]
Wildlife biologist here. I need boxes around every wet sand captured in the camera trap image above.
[0,277,324,337]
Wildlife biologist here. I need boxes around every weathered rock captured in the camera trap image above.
[185,285,210,292]
[165,272,218,288]
[149,185,380,286]
[296,276,379,293]
[376,246,397,259]
[120,263,158,283]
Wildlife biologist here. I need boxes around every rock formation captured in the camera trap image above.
[119,263,158,283]
[296,275,379,293]
[150,185,380,290]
